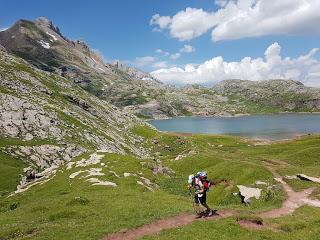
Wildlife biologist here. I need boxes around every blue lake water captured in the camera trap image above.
[149,114,320,140]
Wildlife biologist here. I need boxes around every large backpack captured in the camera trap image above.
[202,179,211,192]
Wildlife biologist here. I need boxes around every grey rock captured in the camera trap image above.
[237,185,262,204]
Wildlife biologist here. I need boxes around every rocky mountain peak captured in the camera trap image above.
[35,17,52,27]
[112,61,163,84]
[34,16,64,39]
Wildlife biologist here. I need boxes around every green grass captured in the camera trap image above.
[142,207,320,240]
[0,151,26,197]
[1,132,320,239]
[0,153,190,240]
[131,125,158,139]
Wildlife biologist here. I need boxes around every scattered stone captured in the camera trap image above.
[70,170,86,179]
[274,177,286,185]
[237,185,262,204]
[86,168,105,177]
[137,181,154,191]
[124,172,137,177]
[152,139,159,144]
[174,154,185,161]
[297,174,320,183]
[109,170,120,178]
[70,168,104,179]
[255,180,268,185]
[66,162,75,170]
[75,153,104,167]
[86,178,117,187]
[150,161,175,175]
[284,175,298,180]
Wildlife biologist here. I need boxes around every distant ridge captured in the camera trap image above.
[1,17,320,119]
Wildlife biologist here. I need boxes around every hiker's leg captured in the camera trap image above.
[200,193,210,210]
[194,195,203,218]
[202,203,211,211]
[199,193,215,216]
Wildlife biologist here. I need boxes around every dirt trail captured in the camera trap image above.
[103,210,235,240]
[260,161,320,218]
[260,179,315,218]
[103,163,320,240]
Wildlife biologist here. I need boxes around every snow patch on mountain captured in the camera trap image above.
[38,40,50,49]
[46,31,58,41]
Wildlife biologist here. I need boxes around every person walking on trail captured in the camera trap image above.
[188,171,215,218]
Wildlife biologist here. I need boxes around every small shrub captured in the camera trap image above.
[9,202,19,211]
[262,187,276,201]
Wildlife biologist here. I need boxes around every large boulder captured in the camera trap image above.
[237,185,262,204]
[297,174,320,183]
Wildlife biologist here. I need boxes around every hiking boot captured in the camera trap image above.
[207,210,214,217]
[205,209,217,217]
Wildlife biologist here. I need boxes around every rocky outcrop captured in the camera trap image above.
[13,144,86,169]
[0,94,62,140]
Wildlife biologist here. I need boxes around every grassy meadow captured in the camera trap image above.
[1,125,320,239]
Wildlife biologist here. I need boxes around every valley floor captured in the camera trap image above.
[1,126,320,240]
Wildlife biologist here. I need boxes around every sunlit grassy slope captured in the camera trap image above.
[1,125,320,240]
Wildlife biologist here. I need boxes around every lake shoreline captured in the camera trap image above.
[145,111,320,121]
[149,113,320,141]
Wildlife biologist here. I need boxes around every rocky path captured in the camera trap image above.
[103,162,320,240]
[260,161,320,218]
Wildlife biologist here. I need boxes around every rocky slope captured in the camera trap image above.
[1,17,320,120]
[0,46,149,194]
[214,79,320,111]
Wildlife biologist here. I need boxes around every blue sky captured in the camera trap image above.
[0,0,320,86]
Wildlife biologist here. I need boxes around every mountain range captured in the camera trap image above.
[1,17,320,119]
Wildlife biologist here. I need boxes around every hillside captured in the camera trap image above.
[0,46,151,196]
[1,18,320,119]
[214,79,320,112]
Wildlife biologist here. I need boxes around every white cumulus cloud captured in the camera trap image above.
[215,0,229,7]
[150,14,172,32]
[151,42,320,87]
[180,44,195,53]
[150,0,320,42]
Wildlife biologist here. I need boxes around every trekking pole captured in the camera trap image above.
[189,189,198,214]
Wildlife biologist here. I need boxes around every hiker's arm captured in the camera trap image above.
[196,186,205,194]
[209,179,216,187]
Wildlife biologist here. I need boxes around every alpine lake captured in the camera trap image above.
[149,113,320,140]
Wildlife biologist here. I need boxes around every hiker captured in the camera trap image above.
[188,171,215,218]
